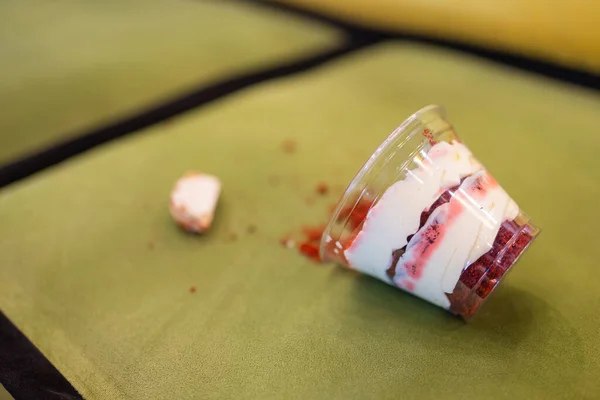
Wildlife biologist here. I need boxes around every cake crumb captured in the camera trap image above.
[316,183,329,196]
[282,139,297,154]
[280,237,296,249]
[189,286,196,294]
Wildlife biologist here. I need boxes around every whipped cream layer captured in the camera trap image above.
[344,140,519,309]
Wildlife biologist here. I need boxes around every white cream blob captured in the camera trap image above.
[344,141,481,283]
[344,141,519,309]
[393,170,519,308]
[170,173,221,232]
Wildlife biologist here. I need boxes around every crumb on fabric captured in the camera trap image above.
[147,241,155,250]
[228,232,238,242]
[189,286,196,294]
[316,183,329,196]
[280,237,296,249]
[247,225,257,234]
[282,139,296,154]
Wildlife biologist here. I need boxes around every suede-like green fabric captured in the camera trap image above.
[1,43,599,399]
[0,0,341,164]
[0,386,13,400]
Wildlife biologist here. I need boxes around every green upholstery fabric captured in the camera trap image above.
[0,386,13,400]
[0,0,341,164]
[1,43,599,399]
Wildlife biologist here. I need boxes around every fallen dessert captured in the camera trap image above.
[170,172,221,233]
[321,105,539,318]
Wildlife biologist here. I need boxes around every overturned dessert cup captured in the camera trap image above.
[320,105,540,319]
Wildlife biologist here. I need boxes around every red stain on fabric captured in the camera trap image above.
[282,139,297,154]
[316,183,329,196]
[299,242,321,262]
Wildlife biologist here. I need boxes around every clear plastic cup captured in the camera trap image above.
[320,105,540,319]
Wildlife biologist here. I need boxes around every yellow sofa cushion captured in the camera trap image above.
[272,0,600,72]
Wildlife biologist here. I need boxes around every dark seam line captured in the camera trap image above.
[0,30,382,400]
[0,311,83,400]
[0,36,380,190]
[249,0,600,91]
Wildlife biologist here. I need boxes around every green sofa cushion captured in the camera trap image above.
[1,42,599,399]
[0,385,13,400]
[0,0,341,164]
